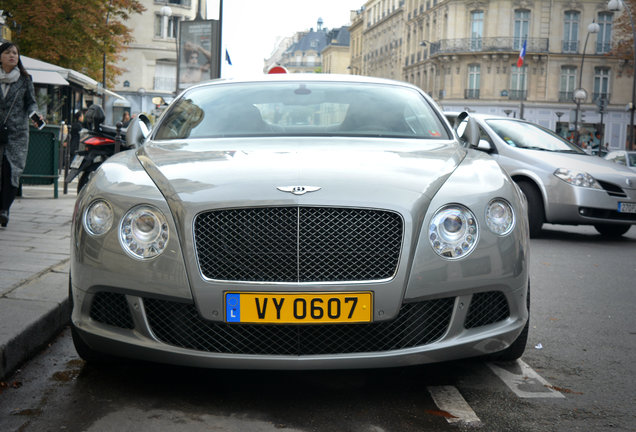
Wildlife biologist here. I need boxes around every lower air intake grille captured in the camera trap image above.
[89,292,134,329]
[464,291,510,329]
[144,297,455,355]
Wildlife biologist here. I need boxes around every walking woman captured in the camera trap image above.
[0,42,38,227]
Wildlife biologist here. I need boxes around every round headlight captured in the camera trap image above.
[119,205,169,260]
[83,200,113,236]
[429,205,478,259]
[486,199,515,236]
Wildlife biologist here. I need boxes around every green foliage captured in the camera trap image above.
[2,0,144,87]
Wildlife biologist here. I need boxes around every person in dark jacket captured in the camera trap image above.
[69,110,84,156]
[0,42,39,227]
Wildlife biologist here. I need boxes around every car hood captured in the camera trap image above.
[136,137,465,210]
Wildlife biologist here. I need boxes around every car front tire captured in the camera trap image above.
[594,223,631,237]
[516,180,544,238]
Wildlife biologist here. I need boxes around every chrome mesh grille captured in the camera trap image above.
[194,207,403,282]
[144,297,454,355]
[89,292,134,329]
[464,291,510,329]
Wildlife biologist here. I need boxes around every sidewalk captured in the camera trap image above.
[0,182,76,379]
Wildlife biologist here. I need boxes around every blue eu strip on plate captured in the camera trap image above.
[226,293,240,322]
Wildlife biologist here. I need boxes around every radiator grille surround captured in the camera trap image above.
[194,207,404,282]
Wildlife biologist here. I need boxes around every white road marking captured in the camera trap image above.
[487,359,566,398]
[427,385,482,426]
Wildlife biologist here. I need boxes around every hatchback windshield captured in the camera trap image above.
[153,81,450,140]
[485,119,586,154]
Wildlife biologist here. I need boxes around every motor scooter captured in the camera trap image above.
[65,105,132,192]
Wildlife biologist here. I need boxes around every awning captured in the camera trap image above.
[113,98,131,107]
[103,88,128,101]
[30,69,69,86]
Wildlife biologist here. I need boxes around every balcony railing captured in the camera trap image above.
[431,37,549,56]
[465,89,480,99]
[593,93,610,103]
[559,91,574,102]
[562,40,579,53]
[508,90,527,101]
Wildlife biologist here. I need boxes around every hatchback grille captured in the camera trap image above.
[464,291,510,329]
[598,180,627,198]
[89,292,134,329]
[194,207,403,282]
[144,297,454,355]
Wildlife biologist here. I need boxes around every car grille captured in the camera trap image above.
[464,291,510,329]
[598,180,628,198]
[143,297,454,355]
[89,292,134,329]
[194,207,403,282]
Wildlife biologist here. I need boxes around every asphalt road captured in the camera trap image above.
[1,224,634,432]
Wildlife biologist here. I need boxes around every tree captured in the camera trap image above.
[2,0,144,87]
[611,0,636,72]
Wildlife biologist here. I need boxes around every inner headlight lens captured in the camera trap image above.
[429,205,478,259]
[119,205,169,260]
[554,168,602,189]
[83,200,113,236]
[486,199,515,235]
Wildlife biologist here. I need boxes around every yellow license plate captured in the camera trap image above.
[225,292,373,324]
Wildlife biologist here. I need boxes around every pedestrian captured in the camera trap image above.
[121,111,131,127]
[0,42,40,228]
[69,110,83,156]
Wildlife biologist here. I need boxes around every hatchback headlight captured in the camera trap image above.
[486,199,515,236]
[429,205,478,259]
[554,168,602,189]
[83,200,113,236]
[119,205,169,260]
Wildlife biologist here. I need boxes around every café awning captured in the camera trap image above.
[29,69,69,86]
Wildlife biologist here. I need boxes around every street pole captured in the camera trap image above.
[217,0,223,79]
[574,21,600,147]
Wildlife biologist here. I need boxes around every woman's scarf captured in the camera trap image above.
[0,67,20,97]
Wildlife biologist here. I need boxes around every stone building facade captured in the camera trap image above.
[352,0,633,150]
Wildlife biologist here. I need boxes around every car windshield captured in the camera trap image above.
[153,81,450,140]
[485,119,586,154]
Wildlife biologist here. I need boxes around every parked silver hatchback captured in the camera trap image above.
[447,112,636,237]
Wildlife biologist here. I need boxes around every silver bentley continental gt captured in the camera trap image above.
[70,75,530,370]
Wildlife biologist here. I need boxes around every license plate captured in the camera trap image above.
[70,155,84,169]
[225,292,373,324]
[618,202,636,213]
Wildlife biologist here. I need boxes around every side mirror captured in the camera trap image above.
[454,112,480,147]
[126,114,152,148]
[476,139,492,152]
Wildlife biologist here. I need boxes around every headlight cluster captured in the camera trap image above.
[554,168,602,189]
[83,201,169,260]
[429,200,516,259]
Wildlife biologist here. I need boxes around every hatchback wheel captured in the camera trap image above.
[594,223,631,237]
[516,180,544,238]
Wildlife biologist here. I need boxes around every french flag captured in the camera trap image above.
[517,39,527,68]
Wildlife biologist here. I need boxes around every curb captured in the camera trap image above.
[0,263,70,380]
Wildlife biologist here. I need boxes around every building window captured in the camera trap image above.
[470,11,484,51]
[597,13,613,54]
[154,14,179,39]
[563,11,580,53]
[466,64,480,99]
[594,67,611,102]
[154,61,176,91]
[510,65,527,100]
[514,10,530,50]
[560,66,577,102]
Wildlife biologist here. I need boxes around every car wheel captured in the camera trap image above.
[594,223,631,237]
[516,180,544,238]
[490,281,530,362]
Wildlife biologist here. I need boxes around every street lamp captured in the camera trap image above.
[573,21,600,147]
[555,111,565,133]
[608,0,636,150]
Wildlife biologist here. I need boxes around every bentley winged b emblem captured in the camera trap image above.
[276,185,322,195]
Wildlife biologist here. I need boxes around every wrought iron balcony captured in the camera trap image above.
[559,91,574,102]
[431,37,548,56]
[465,89,480,99]
[508,90,527,101]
